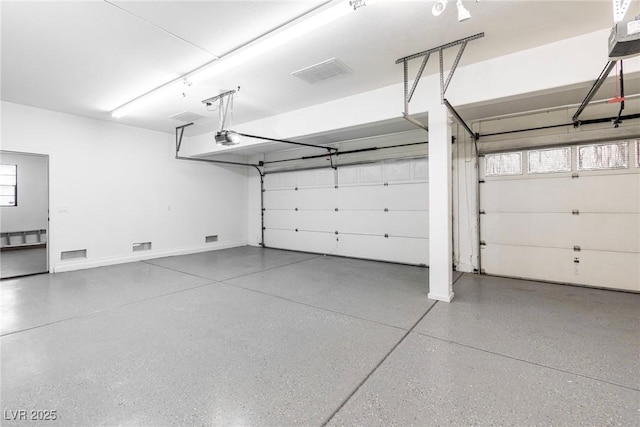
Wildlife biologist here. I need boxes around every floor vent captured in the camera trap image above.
[292,58,351,84]
[61,249,87,260]
[169,111,207,123]
[205,235,218,243]
[133,242,152,252]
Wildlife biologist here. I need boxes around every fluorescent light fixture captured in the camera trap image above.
[456,0,471,22]
[613,0,633,22]
[111,0,352,118]
[432,0,448,16]
[111,79,182,118]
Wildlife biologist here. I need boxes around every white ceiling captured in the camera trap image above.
[0,0,634,138]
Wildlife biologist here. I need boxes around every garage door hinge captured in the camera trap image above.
[479,240,486,246]
[573,245,581,252]
[573,257,580,264]
[572,209,580,215]
[384,233,389,238]
[572,173,579,179]
[295,187,298,191]
[335,208,339,212]
[479,180,485,184]
[295,207,298,211]
[384,208,389,212]
[384,182,389,186]
[479,209,486,215]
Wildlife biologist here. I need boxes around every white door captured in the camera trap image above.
[479,141,640,291]
[263,158,429,265]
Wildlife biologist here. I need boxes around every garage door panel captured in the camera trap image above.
[264,210,296,230]
[387,211,429,238]
[482,212,640,253]
[265,229,336,255]
[575,251,640,291]
[264,190,297,209]
[338,211,386,235]
[297,210,337,233]
[296,187,335,209]
[481,213,572,248]
[386,183,429,210]
[574,214,640,253]
[481,179,575,212]
[337,186,386,210]
[482,245,576,284]
[572,174,640,213]
[338,234,428,265]
[482,174,640,214]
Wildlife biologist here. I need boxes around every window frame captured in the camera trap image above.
[577,142,629,171]
[0,164,18,207]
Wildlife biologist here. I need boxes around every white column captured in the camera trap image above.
[428,103,454,302]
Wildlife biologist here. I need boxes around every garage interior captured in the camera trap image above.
[1,0,639,425]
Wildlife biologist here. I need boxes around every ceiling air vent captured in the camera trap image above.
[292,58,351,84]
[169,111,207,123]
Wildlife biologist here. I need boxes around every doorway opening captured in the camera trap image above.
[0,151,49,279]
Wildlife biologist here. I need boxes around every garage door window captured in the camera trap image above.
[528,147,571,174]
[485,152,522,176]
[577,142,628,170]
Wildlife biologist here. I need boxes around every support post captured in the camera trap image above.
[428,103,454,302]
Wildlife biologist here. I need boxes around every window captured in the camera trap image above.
[528,147,571,174]
[577,142,629,170]
[485,152,522,177]
[0,164,17,207]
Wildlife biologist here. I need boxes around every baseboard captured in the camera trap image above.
[52,240,247,273]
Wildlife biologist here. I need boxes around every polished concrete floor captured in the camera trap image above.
[1,246,638,426]
[0,247,47,279]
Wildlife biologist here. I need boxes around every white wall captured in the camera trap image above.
[0,151,48,233]
[1,101,249,272]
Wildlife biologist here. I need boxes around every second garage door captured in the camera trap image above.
[263,157,429,265]
[479,140,640,291]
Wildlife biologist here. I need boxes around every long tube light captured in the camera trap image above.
[111,0,353,118]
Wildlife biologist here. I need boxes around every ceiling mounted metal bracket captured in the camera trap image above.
[175,122,194,154]
[396,32,484,131]
[202,88,239,132]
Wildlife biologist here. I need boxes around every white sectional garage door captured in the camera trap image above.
[263,158,429,265]
[479,140,640,291]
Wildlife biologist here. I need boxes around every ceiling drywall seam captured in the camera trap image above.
[103,0,220,58]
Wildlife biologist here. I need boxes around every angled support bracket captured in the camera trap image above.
[175,122,194,155]
[396,32,484,131]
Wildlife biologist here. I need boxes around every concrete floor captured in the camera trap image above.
[0,247,47,279]
[1,246,638,426]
